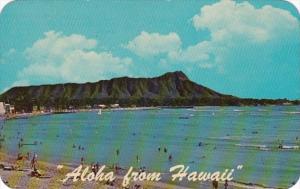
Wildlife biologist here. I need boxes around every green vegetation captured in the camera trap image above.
[0,71,298,112]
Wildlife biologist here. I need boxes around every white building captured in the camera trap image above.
[0,102,5,115]
[0,103,15,114]
[110,103,120,108]
[9,105,15,114]
[98,104,106,108]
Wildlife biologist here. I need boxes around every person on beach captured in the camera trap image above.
[96,162,99,172]
[31,153,37,170]
[91,163,96,174]
[212,180,218,189]
[17,153,22,160]
[31,167,41,177]
[224,180,228,189]
[115,163,121,174]
[80,157,84,165]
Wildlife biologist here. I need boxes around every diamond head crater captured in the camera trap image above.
[0,71,298,112]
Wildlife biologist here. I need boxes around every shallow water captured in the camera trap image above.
[0,106,299,188]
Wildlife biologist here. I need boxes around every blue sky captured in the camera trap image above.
[0,0,299,99]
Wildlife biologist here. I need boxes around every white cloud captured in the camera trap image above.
[172,0,300,68]
[127,0,299,70]
[125,31,181,57]
[192,0,298,43]
[17,31,132,85]
[24,31,97,65]
[168,41,211,63]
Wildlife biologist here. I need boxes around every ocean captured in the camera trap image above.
[0,106,299,188]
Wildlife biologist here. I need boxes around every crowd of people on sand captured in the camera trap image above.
[13,152,42,177]
[212,179,229,189]
[0,125,45,178]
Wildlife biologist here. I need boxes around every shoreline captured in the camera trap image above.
[0,151,279,189]
[1,104,299,121]
[1,107,161,121]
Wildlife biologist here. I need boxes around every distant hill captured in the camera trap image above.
[0,71,298,112]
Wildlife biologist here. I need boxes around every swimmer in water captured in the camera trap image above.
[168,154,172,161]
[198,142,202,147]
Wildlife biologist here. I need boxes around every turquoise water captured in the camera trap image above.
[0,106,299,188]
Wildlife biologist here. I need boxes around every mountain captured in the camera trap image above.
[0,71,297,112]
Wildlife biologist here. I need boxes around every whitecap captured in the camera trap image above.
[235,143,267,148]
[282,145,299,149]
[282,111,300,114]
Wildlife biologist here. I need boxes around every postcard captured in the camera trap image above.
[0,0,299,189]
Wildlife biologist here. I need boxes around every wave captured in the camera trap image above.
[235,143,267,148]
[233,109,244,112]
[189,109,222,112]
[281,145,299,150]
[236,143,300,150]
[282,111,300,114]
[209,136,233,140]
[209,135,252,141]
[259,147,270,151]
[257,109,268,112]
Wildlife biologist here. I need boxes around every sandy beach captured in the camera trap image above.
[0,151,277,189]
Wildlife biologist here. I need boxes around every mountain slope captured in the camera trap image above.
[0,71,296,111]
